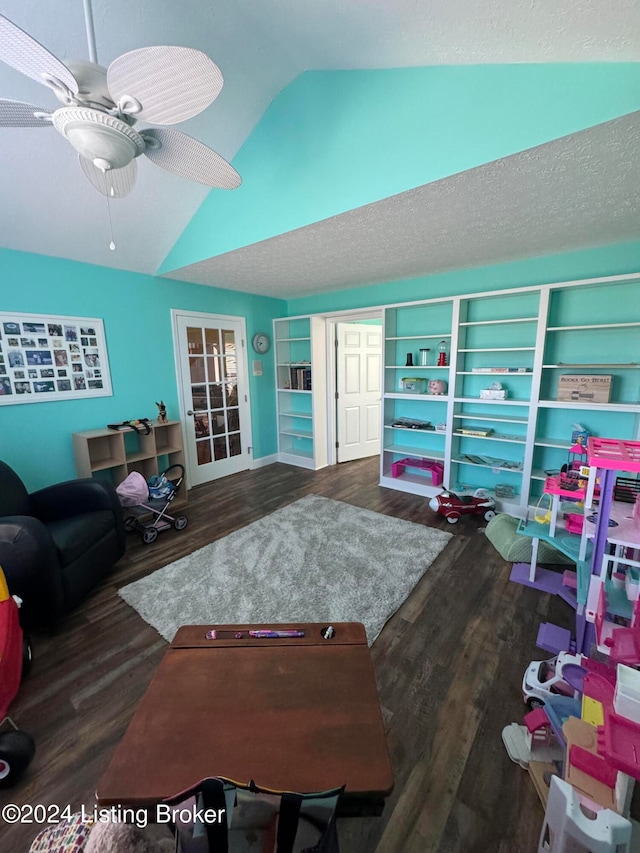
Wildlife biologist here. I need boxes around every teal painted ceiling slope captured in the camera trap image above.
[160,64,640,295]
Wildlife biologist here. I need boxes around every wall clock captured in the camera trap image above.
[252,333,271,354]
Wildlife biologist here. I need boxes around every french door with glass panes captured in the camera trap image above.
[174,312,252,486]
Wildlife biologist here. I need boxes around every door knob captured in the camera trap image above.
[187,410,194,416]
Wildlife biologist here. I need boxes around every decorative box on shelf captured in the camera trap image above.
[571,427,590,445]
[557,374,612,403]
[480,388,507,400]
[400,377,427,393]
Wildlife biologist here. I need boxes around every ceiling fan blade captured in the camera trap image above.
[141,129,241,189]
[79,155,138,198]
[0,14,78,95]
[0,98,52,127]
[107,46,223,125]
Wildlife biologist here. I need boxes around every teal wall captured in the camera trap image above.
[286,241,640,316]
[3,242,639,496]
[161,65,640,273]
[5,63,640,493]
[0,249,285,491]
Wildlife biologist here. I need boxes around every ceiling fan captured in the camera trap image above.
[0,0,241,203]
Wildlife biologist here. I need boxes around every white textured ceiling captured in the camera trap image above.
[163,111,640,297]
[0,1,639,293]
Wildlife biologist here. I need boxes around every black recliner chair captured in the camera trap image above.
[0,460,126,630]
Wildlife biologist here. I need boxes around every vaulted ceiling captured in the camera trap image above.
[1,1,639,297]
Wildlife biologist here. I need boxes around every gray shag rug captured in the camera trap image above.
[119,494,453,644]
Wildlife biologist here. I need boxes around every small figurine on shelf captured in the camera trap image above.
[428,379,446,395]
[571,424,590,447]
[155,400,167,423]
[437,340,448,367]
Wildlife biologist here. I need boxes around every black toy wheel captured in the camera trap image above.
[526,697,545,711]
[484,510,496,521]
[142,527,158,544]
[0,730,36,788]
[173,516,188,531]
[22,636,33,679]
[124,516,137,533]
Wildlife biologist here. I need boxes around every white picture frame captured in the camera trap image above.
[0,312,113,405]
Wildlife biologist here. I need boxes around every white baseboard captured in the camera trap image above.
[251,454,278,469]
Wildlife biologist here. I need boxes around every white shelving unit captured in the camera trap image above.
[271,275,639,512]
[379,276,640,514]
[273,315,327,470]
[380,298,455,497]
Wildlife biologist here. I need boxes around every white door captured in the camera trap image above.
[336,322,382,463]
[174,312,252,486]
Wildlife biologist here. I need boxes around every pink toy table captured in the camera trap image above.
[391,457,444,485]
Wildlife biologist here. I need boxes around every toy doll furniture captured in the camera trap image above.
[485,513,574,565]
[538,776,632,852]
[0,460,125,630]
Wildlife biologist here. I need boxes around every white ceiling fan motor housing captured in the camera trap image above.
[52,107,145,170]
[53,60,116,110]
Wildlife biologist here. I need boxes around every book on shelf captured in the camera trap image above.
[471,367,531,373]
[458,427,494,437]
[390,418,432,430]
[463,454,522,470]
[289,366,312,390]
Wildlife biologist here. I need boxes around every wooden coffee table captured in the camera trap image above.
[97,622,393,812]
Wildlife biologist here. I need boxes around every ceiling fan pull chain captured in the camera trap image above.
[104,180,116,251]
[82,0,98,64]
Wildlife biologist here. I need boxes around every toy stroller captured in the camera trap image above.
[118,464,188,544]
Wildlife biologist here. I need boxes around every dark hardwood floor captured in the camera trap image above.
[0,457,572,852]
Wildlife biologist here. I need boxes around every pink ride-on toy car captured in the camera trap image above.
[0,567,35,787]
[428,488,496,524]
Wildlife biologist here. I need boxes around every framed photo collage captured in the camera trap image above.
[0,312,113,405]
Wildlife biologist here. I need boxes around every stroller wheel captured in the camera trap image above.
[0,730,36,788]
[142,527,158,544]
[174,516,188,531]
[124,516,137,533]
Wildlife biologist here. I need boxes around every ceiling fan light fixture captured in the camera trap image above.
[52,106,145,169]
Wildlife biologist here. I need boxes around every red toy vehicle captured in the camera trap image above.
[0,567,35,787]
[429,488,496,524]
